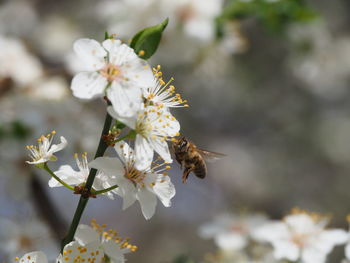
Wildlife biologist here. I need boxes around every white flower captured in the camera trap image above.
[59,222,136,263]
[16,251,48,263]
[49,153,116,199]
[26,131,67,165]
[0,218,57,261]
[107,105,180,170]
[254,209,348,263]
[90,141,176,220]
[0,35,42,85]
[143,65,189,108]
[71,38,153,117]
[169,0,223,42]
[199,213,268,251]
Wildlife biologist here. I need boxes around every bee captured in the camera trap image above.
[172,137,225,184]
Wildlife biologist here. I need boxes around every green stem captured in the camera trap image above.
[61,108,113,251]
[93,184,119,195]
[43,163,75,191]
[111,130,135,144]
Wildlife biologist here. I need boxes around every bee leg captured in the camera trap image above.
[182,166,194,184]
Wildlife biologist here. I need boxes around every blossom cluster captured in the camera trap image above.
[200,208,350,263]
[26,36,187,220]
[16,221,136,263]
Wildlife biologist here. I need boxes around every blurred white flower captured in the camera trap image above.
[0,218,57,261]
[16,251,48,263]
[33,16,81,60]
[29,76,69,101]
[0,35,42,86]
[107,105,180,170]
[199,213,268,251]
[59,222,136,263]
[71,38,153,117]
[49,153,115,199]
[90,141,176,220]
[168,0,223,42]
[26,131,67,165]
[254,209,348,263]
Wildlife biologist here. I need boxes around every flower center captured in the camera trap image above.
[99,63,122,82]
[19,235,32,250]
[291,233,308,248]
[125,167,145,186]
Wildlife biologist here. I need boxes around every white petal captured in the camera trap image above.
[272,240,300,261]
[313,229,348,255]
[71,72,108,99]
[107,106,136,130]
[301,247,327,263]
[114,177,137,210]
[149,138,172,163]
[102,39,137,65]
[134,135,153,171]
[214,233,247,251]
[346,242,350,260]
[48,136,67,155]
[73,38,106,71]
[107,82,142,117]
[122,59,154,89]
[136,188,157,220]
[284,214,318,234]
[102,239,127,262]
[114,141,134,164]
[89,157,124,176]
[19,251,48,263]
[62,241,103,263]
[74,224,100,245]
[49,165,84,187]
[152,175,176,207]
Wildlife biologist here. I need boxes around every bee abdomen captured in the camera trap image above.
[193,159,206,179]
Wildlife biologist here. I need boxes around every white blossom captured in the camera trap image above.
[254,209,348,263]
[0,35,42,86]
[107,105,180,170]
[71,38,153,117]
[26,131,67,165]
[59,222,136,263]
[199,213,268,251]
[90,141,176,220]
[15,251,48,263]
[0,218,57,261]
[49,153,115,199]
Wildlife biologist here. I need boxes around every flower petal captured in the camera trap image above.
[152,175,175,207]
[114,141,135,164]
[48,136,67,155]
[19,251,47,263]
[49,165,84,187]
[136,188,157,220]
[114,177,137,210]
[71,72,107,99]
[74,224,99,245]
[102,239,128,263]
[102,39,137,65]
[134,135,153,171]
[214,232,247,251]
[107,106,136,130]
[149,138,172,163]
[107,82,142,117]
[89,157,124,176]
[73,38,106,71]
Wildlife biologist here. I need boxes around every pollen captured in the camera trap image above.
[138,50,145,56]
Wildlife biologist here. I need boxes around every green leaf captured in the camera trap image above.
[130,18,169,60]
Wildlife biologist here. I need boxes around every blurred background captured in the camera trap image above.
[1,0,350,262]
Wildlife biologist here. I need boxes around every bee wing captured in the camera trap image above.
[197,149,226,163]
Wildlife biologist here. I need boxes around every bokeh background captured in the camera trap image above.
[1,0,350,262]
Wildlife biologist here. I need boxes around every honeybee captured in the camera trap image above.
[172,137,225,183]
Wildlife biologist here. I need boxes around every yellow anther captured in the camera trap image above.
[74,153,78,158]
[15,257,19,261]
[165,166,171,170]
[156,65,161,70]
[52,130,56,135]
[138,50,145,56]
